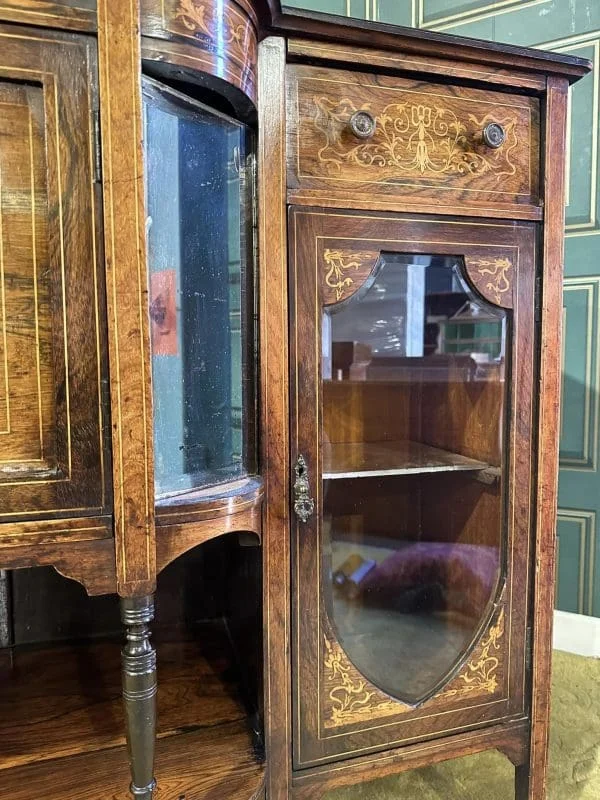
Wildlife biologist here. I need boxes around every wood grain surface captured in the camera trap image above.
[156,506,262,574]
[0,7,582,800]
[98,0,156,597]
[0,721,264,800]
[287,38,548,92]
[142,0,258,103]
[323,440,487,479]
[0,25,109,521]
[287,65,540,217]
[0,627,249,771]
[290,719,529,799]
[0,0,96,31]
[258,35,292,800]
[0,537,116,595]
[523,75,571,800]
[272,8,591,85]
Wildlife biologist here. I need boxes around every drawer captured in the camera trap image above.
[286,65,540,216]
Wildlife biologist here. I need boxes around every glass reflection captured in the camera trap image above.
[143,78,254,498]
[323,254,507,704]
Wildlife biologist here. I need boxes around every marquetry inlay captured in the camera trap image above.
[314,97,519,180]
[466,254,515,308]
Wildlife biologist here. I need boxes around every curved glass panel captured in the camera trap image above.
[322,254,507,705]
[143,78,255,498]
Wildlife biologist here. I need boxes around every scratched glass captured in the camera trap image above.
[143,78,255,498]
[322,253,508,704]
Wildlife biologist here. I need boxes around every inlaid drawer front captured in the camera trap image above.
[287,65,540,214]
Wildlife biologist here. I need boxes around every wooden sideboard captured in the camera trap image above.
[0,2,590,799]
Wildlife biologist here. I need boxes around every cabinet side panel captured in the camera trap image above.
[529,75,570,799]
[258,36,292,800]
[98,0,156,596]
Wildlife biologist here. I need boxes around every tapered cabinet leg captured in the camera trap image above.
[121,595,157,800]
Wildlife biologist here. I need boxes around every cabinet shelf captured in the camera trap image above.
[0,622,264,799]
[323,441,488,479]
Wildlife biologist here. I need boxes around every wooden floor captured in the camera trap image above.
[0,623,264,799]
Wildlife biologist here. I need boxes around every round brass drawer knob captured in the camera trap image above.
[349,110,376,139]
[482,122,506,149]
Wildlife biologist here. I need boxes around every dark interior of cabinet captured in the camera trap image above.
[0,535,263,799]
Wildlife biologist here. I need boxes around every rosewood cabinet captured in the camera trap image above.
[0,2,591,800]
[290,210,534,767]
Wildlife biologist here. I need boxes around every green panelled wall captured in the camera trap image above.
[283,0,600,617]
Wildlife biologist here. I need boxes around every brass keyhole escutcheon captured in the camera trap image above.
[349,110,376,140]
[293,454,315,523]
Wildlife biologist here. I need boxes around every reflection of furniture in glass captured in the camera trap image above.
[144,78,255,497]
[0,2,589,800]
[318,253,506,709]
[287,198,567,799]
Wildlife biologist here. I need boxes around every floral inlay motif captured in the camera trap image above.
[441,608,505,699]
[323,248,377,302]
[469,256,513,305]
[314,97,518,179]
[324,636,399,726]
[174,0,249,49]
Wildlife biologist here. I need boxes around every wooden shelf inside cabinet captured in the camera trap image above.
[323,441,489,480]
[0,622,264,799]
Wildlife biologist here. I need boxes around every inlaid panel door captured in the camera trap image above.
[290,207,537,767]
[0,25,109,521]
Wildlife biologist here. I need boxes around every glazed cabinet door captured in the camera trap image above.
[290,208,536,767]
[0,25,108,522]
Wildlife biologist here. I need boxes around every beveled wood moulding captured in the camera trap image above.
[287,38,549,93]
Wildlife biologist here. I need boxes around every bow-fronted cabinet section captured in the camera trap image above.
[0,2,264,798]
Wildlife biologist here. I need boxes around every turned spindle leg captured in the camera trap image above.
[121,595,157,800]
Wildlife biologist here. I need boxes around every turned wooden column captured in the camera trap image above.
[121,595,157,800]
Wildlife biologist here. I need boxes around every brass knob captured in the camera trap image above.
[349,110,376,139]
[482,122,506,149]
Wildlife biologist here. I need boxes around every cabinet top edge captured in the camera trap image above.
[266,6,592,86]
[0,2,589,87]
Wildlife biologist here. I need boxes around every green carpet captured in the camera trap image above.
[328,651,600,799]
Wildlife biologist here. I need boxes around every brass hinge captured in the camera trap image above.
[534,274,542,324]
[525,626,533,671]
[250,151,258,230]
[93,109,102,183]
